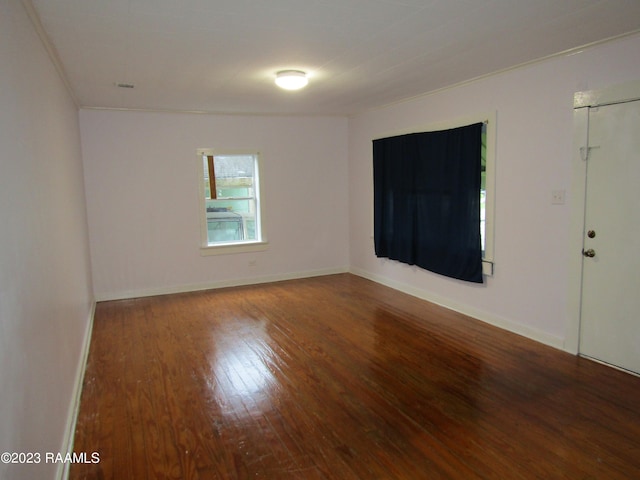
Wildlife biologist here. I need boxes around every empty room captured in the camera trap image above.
[2,0,640,479]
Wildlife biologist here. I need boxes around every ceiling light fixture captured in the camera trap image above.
[275,70,308,90]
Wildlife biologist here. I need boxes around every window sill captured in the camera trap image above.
[200,240,269,256]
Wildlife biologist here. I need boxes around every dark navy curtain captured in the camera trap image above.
[373,123,483,283]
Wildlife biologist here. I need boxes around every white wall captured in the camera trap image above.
[80,110,350,300]
[0,1,94,479]
[348,33,640,350]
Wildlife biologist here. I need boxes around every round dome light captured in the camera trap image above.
[275,70,308,90]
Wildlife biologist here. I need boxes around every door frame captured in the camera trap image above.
[565,79,640,354]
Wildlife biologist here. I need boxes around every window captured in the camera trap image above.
[480,123,488,254]
[481,113,496,275]
[198,150,265,253]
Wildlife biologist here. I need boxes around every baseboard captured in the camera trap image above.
[56,301,96,480]
[95,266,350,302]
[350,267,565,352]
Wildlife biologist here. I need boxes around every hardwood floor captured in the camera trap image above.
[70,274,640,479]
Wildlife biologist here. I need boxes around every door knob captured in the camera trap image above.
[582,248,596,258]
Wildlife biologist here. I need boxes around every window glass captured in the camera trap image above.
[480,124,487,253]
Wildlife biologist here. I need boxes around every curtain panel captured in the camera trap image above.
[373,123,484,283]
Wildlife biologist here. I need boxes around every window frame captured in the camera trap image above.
[373,111,496,275]
[197,148,268,256]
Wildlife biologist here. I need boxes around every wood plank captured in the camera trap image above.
[70,274,640,479]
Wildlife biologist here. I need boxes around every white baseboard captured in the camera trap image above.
[350,267,565,352]
[57,301,96,480]
[95,266,350,302]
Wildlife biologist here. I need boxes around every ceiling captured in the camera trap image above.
[29,0,640,116]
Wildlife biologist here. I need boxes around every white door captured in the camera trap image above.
[579,98,640,374]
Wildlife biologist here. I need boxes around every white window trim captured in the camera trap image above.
[373,111,496,276]
[197,148,268,256]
